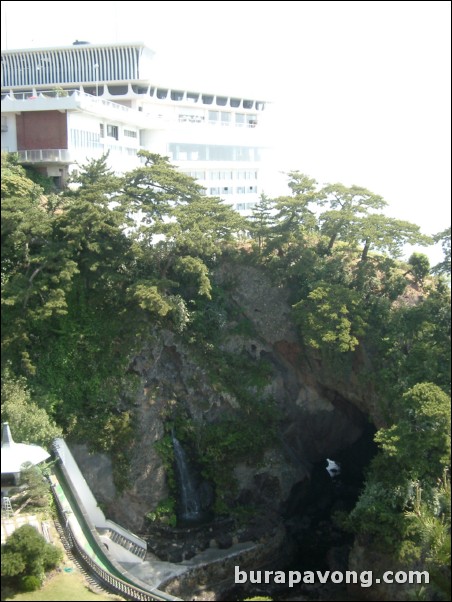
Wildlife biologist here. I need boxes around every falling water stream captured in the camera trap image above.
[172,434,202,523]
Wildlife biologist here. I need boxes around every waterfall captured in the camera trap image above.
[172,434,202,522]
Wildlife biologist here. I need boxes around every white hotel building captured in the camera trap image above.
[1,42,269,212]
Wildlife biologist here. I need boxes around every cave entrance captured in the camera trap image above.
[278,423,377,598]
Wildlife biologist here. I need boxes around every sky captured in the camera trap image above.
[1,0,451,264]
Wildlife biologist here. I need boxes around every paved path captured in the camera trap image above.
[1,513,41,544]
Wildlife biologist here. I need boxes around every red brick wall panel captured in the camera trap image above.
[16,111,68,150]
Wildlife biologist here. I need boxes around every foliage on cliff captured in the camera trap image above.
[1,152,450,591]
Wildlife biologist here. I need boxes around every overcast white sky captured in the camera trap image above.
[1,0,451,264]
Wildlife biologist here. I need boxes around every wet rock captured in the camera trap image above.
[215,533,233,549]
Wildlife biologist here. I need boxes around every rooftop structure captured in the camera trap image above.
[1,42,269,213]
[1,422,50,486]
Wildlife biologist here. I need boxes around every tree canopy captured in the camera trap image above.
[1,151,449,596]
[1,525,62,591]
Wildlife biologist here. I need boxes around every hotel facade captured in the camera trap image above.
[1,42,269,212]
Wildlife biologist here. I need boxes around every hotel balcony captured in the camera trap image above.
[17,148,72,163]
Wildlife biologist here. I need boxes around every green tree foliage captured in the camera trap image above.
[1,154,449,583]
[375,383,450,482]
[318,183,431,279]
[20,575,43,592]
[1,550,26,578]
[24,165,58,194]
[1,371,62,448]
[121,150,202,226]
[370,283,451,398]
[355,213,432,263]
[349,383,450,572]
[121,154,245,328]
[319,183,386,253]
[248,193,275,253]
[146,498,177,527]
[293,284,367,352]
[18,464,52,509]
[405,475,451,599]
[59,155,129,292]
[1,525,62,590]
[1,153,78,374]
[432,226,451,276]
[169,194,246,259]
[269,172,321,254]
[406,252,431,284]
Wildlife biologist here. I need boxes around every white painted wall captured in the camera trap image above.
[53,438,106,527]
[1,113,18,152]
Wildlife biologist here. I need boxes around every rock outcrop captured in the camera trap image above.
[72,263,375,536]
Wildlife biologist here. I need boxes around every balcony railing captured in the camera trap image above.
[2,90,262,131]
[17,149,72,163]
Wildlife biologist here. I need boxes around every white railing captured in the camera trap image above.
[17,149,72,162]
[2,90,134,117]
[51,480,171,601]
[2,90,261,131]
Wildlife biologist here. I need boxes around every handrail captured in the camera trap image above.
[50,473,179,601]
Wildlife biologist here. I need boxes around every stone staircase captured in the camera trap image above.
[109,528,147,560]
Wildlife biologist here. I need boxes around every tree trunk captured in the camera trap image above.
[327,231,338,253]
[360,240,370,262]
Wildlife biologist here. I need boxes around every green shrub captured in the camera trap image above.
[20,575,42,592]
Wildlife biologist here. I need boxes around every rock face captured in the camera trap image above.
[74,263,376,535]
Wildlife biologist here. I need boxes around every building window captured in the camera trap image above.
[124,129,137,138]
[169,143,260,162]
[202,94,214,105]
[157,88,168,99]
[235,202,256,211]
[70,129,101,149]
[208,111,220,123]
[107,85,128,95]
[237,170,258,180]
[171,90,184,101]
[187,170,206,179]
[107,124,119,140]
[99,123,104,138]
[132,85,149,94]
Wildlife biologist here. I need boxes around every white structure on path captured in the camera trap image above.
[1,422,50,486]
[1,42,269,213]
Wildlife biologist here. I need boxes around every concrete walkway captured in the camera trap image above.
[1,513,41,544]
[120,541,256,590]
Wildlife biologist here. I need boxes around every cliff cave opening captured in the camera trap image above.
[224,423,378,601]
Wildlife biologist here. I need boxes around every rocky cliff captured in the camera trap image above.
[71,263,377,535]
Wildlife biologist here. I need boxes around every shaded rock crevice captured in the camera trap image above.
[74,263,377,541]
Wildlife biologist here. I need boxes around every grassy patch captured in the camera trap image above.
[4,570,124,601]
